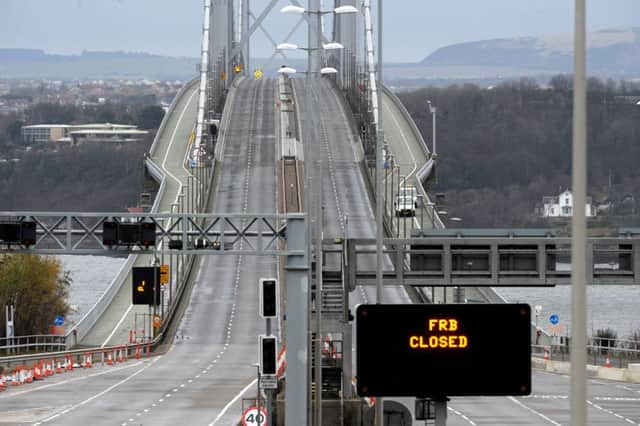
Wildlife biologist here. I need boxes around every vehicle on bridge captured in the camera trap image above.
[395,185,418,217]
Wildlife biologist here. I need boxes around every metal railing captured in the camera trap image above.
[0,335,66,356]
[533,337,640,368]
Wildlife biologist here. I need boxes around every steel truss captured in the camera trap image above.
[339,235,640,287]
[0,212,305,256]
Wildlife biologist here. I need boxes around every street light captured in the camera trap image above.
[535,305,542,345]
[427,100,437,159]
[280,4,358,15]
[275,43,344,76]
[426,201,436,228]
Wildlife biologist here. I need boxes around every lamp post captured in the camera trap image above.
[427,100,437,159]
[278,7,357,425]
[535,305,542,345]
[280,4,357,74]
[426,201,436,229]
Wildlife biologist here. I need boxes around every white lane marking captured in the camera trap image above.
[102,86,198,346]
[521,394,568,400]
[384,99,418,184]
[381,97,422,231]
[595,397,640,401]
[0,360,144,399]
[208,379,258,426]
[101,303,133,347]
[587,399,638,424]
[507,396,561,425]
[34,357,160,424]
[163,86,199,195]
[448,406,477,425]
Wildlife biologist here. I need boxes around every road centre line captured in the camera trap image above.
[0,361,144,399]
[33,357,160,424]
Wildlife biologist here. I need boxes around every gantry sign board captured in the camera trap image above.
[356,304,531,397]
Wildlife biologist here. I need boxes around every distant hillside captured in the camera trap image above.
[0,49,200,80]
[385,28,640,87]
[421,28,640,75]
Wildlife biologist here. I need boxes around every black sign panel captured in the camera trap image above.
[132,266,160,305]
[356,304,531,397]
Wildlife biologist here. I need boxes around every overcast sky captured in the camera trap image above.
[1,0,638,62]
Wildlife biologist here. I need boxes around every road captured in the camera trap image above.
[2,78,640,426]
[80,79,200,347]
[0,77,278,426]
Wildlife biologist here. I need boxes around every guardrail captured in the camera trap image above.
[0,74,238,364]
[1,335,66,356]
[533,338,640,368]
[61,82,197,348]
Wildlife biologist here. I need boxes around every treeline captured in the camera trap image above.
[399,76,640,227]
[0,141,152,211]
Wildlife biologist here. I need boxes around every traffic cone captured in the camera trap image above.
[106,351,114,366]
[605,356,611,368]
[56,360,62,374]
[25,369,33,384]
[135,345,141,359]
[33,363,43,381]
[117,347,124,363]
[11,370,20,386]
[66,355,74,371]
[544,348,550,361]
[0,375,6,391]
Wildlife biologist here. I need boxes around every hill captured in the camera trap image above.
[386,28,640,87]
[0,49,199,80]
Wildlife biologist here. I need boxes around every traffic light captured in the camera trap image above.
[260,335,277,375]
[0,221,36,246]
[132,266,160,305]
[259,278,278,318]
[103,221,156,247]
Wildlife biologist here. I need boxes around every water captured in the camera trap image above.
[496,286,640,339]
[58,256,640,341]
[58,255,126,327]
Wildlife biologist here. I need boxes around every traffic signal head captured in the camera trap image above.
[259,278,278,318]
[260,335,277,375]
[0,221,36,246]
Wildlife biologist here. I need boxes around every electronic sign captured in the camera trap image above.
[356,304,531,397]
[132,266,160,305]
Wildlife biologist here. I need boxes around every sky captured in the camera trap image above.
[1,0,639,62]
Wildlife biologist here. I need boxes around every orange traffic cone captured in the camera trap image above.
[544,348,550,361]
[135,345,141,359]
[33,364,43,381]
[106,351,114,366]
[605,356,611,368]
[56,360,62,374]
[25,369,33,384]
[0,375,6,391]
[11,371,20,386]
[117,348,124,363]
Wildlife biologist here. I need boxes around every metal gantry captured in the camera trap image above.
[0,212,305,256]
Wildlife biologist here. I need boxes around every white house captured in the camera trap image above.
[542,189,596,218]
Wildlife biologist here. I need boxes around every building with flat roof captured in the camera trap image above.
[22,123,148,144]
[21,124,70,144]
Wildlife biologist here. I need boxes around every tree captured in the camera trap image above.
[6,119,24,143]
[0,254,71,337]
[136,106,165,130]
